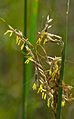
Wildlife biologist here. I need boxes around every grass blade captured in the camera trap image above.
[56,0,70,119]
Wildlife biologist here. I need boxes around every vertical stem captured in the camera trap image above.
[25,0,39,96]
[25,0,39,97]
[22,0,38,119]
[29,0,39,44]
[56,0,70,119]
[22,0,27,119]
[24,2,39,118]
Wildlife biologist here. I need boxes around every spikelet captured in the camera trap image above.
[42,92,44,99]
[47,98,50,107]
[25,57,33,64]
[16,36,19,44]
[32,83,37,90]
[21,43,24,50]
[44,93,47,100]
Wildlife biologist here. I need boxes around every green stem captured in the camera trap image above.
[22,0,27,119]
[25,0,38,96]
[29,0,39,44]
[22,0,38,119]
[56,0,70,119]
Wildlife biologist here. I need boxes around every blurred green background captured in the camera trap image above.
[0,0,74,119]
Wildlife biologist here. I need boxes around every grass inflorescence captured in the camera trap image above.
[4,15,73,118]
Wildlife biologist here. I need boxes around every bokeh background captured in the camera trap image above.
[0,0,74,119]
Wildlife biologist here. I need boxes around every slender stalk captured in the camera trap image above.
[56,0,70,119]
[22,0,27,119]
[24,0,38,97]
[29,0,39,44]
[23,0,38,119]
